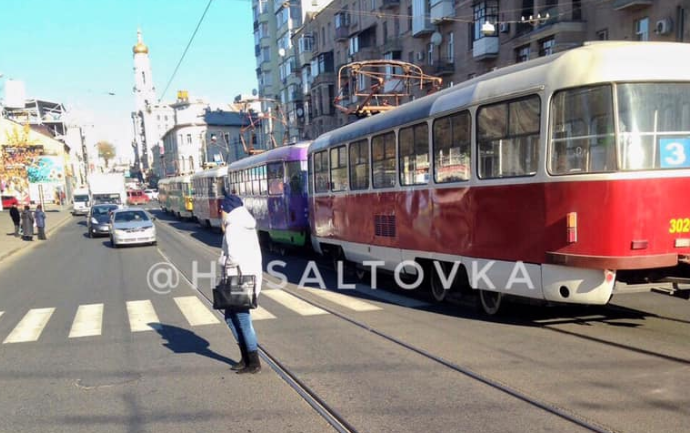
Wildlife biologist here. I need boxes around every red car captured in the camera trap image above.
[127,190,150,206]
[1,195,19,208]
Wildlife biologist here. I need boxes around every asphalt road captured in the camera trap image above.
[0,208,688,433]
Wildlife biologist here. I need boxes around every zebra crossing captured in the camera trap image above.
[0,289,382,345]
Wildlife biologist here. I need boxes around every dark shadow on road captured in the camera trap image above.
[153,323,237,367]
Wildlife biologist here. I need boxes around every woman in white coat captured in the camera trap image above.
[219,195,263,374]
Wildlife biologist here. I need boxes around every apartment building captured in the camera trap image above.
[277,0,689,141]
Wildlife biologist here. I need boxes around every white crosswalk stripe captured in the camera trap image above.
[174,296,220,326]
[262,290,329,316]
[3,308,55,344]
[126,300,162,332]
[69,304,104,338]
[301,288,382,311]
[0,291,388,344]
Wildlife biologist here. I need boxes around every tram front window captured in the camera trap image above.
[618,83,690,171]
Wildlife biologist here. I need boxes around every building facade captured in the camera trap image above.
[252,0,332,146]
[161,108,250,177]
[256,0,690,141]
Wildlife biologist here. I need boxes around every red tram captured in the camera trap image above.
[307,42,690,314]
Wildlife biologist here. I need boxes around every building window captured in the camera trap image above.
[447,32,454,62]
[427,43,434,65]
[596,29,608,40]
[372,132,396,188]
[349,139,369,190]
[477,95,541,178]
[330,146,348,191]
[516,44,531,62]
[433,111,471,183]
[473,1,499,41]
[382,21,388,44]
[186,134,192,145]
[539,37,555,57]
[399,123,429,185]
[635,17,649,41]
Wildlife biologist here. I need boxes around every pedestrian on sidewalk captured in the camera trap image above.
[9,203,21,237]
[35,204,47,240]
[20,205,34,241]
[218,194,263,374]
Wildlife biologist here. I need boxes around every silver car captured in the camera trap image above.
[87,204,120,238]
[109,208,157,248]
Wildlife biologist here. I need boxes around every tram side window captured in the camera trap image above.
[433,111,471,182]
[349,139,369,190]
[267,162,284,195]
[308,156,314,195]
[259,165,268,195]
[399,123,430,186]
[478,96,540,178]
[372,132,397,188]
[286,160,306,195]
[314,150,330,193]
[330,146,348,192]
[550,85,615,174]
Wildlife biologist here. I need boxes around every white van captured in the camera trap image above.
[72,187,90,216]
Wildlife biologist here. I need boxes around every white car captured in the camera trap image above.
[109,208,156,248]
[144,189,159,201]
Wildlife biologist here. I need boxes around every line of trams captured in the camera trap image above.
[158,42,690,314]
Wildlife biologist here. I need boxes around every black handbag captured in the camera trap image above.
[212,265,258,310]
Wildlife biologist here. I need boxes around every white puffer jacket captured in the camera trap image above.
[219,206,263,296]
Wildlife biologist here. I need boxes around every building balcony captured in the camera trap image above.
[291,91,303,102]
[382,39,402,54]
[430,0,455,24]
[352,46,379,62]
[613,0,653,10]
[298,49,313,67]
[473,37,499,60]
[253,20,259,30]
[432,58,455,76]
[380,0,400,9]
[335,26,350,41]
[312,72,335,87]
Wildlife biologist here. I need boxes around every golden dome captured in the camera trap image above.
[133,29,149,54]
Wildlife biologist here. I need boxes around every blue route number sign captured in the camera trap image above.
[660,138,690,168]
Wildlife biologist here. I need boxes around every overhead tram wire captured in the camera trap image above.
[159,0,215,102]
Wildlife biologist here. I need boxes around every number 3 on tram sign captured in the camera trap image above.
[660,138,690,168]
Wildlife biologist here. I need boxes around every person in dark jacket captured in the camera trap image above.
[9,204,21,237]
[20,205,34,241]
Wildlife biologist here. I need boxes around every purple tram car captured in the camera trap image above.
[225,141,311,251]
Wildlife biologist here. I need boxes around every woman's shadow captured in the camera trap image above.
[152,323,238,367]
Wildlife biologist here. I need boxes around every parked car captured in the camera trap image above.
[127,190,150,206]
[87,204,120,238]
[1,195,19,208]
[144,188,158,201]
[109,208,156,248]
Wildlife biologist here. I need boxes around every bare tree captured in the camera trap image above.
[97,141,116,168]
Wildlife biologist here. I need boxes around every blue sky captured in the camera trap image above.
[0,0,256,161]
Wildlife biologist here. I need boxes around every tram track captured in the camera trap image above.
[153,213,685,433]
[152,230,617,433]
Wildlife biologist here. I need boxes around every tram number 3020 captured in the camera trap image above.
[669,218,690,234]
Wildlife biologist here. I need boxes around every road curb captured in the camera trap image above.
[0,213,75,265]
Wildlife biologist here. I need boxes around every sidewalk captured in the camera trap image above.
[0,204,74,264]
